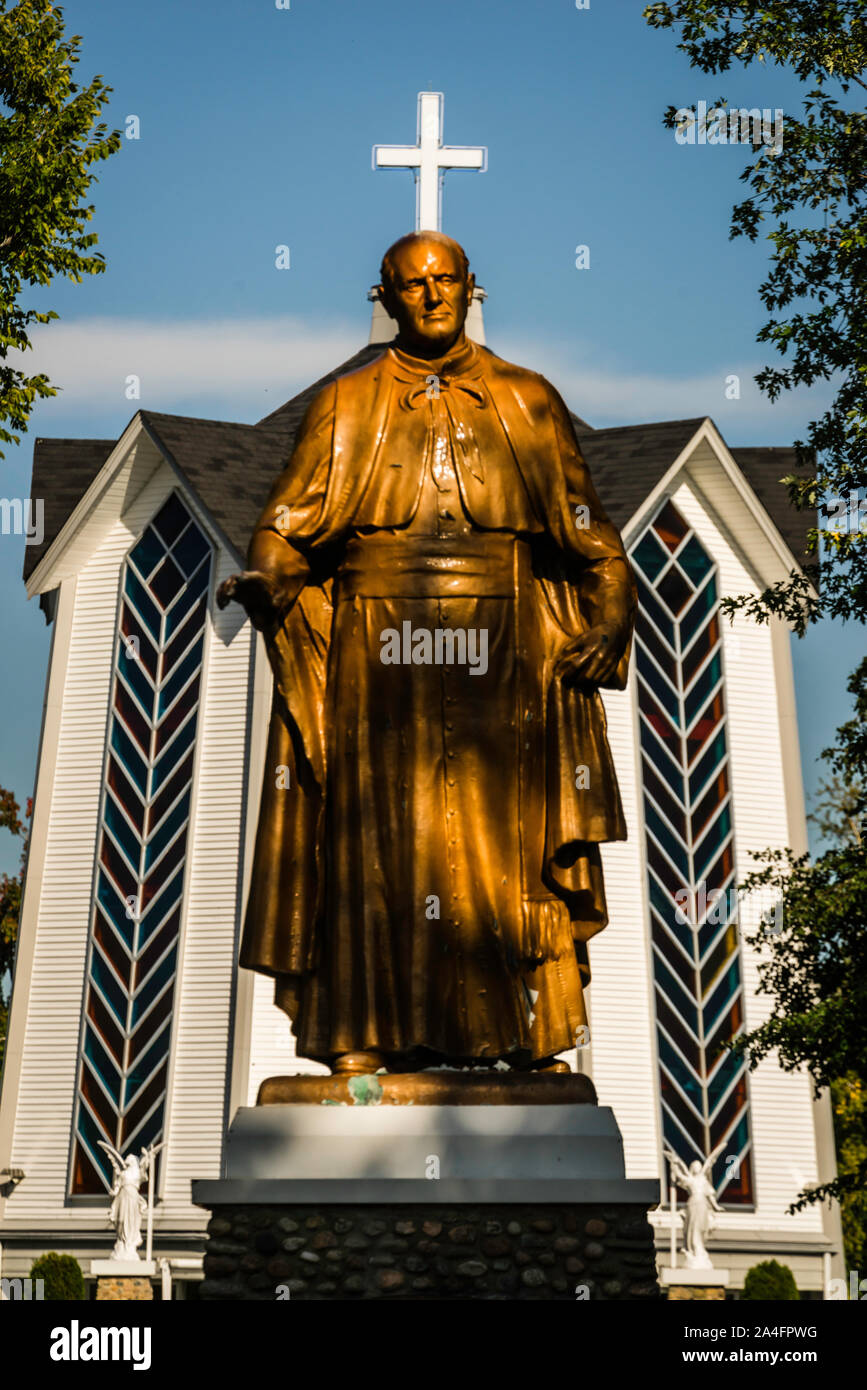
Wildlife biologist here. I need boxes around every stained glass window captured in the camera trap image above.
[69,494,212,1196]
[630,499,754,1207]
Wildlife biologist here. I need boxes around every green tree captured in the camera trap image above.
[29,1251,85,1300]
[742,1259,800,1301]
[830,1072,867,1272]
[1,0,121,456]
[806,757,867,1268]
[645,0,867,1239]
[0,785,29,1074]
[642,2,867,634]
[808,770,864,847]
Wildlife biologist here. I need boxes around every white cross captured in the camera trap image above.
[372,92,487,232]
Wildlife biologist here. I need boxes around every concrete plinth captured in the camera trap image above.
[193,1102,661,1300]
[91,1260,156,1276]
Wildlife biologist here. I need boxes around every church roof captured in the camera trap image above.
[575,422,811,568]
[23,349,812,583]
[727,445,814,569]
[574,418,706,530]
[26,436,117,582]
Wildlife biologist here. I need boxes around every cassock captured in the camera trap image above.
[241,338,636,1065]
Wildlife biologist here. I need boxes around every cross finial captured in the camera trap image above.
[372,93,487,232]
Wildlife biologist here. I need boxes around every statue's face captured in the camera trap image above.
[381,237,475,355]
[689,1161,701,1175]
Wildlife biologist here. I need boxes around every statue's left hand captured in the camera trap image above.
[216,570,284,631]
[555,624,625,687]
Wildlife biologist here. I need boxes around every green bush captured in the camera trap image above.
[29,1252,85,1301]
[741,1260,799,1301]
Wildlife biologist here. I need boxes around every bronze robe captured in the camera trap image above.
[242,340,636,1064]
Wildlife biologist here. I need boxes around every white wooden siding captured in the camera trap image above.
[594,473,823,1242]
[3,459,251,1229]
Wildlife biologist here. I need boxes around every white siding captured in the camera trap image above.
[592,473,824,1250]
[593,682,661,1182]
[247,974,327,1106]
[3,460,252,1231]
[159,539,254,1218]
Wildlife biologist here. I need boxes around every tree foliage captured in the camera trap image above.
[645,0,867,634]
[808,771,864,847]
[742,1259,800,1301]
[831,1072,867,1270]
[29,1251,85,1300]
[0,0,120,455]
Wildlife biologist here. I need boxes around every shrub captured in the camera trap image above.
[741,1260,799,1301]
[29,1252,85,1301]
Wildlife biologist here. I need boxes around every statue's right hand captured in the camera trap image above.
[216,570,283,631]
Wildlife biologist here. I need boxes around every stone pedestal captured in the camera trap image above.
[95,1277,154,1301]
[91,1260,156,1301]
[661,1267,730,1301]
[193,1099,661,1300]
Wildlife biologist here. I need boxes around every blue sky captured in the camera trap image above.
[0,0,857,871]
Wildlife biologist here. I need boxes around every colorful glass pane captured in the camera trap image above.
[631,501,754,1207]
[70,494,211,1197]
[653,498,690,552]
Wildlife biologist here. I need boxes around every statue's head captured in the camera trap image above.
[377,231,475,357]
[689,1160,702,1175]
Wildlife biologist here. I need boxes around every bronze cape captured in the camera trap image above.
[241,340,636,1064]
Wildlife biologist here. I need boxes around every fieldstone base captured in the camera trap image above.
[667,1285,726,1301]
[96,1277,154,1301]
[199,1203,661,1301]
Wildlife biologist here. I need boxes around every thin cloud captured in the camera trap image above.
[20,315,834,443]
[23,316,364,417]
[496,333,835,441]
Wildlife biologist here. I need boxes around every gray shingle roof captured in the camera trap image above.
[729,445,814,569]
[138,412,286,564]
[22,348,814,584]
[573,418,707,531]
[25,437,116,580]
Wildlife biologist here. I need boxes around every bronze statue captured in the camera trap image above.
[218,232,636,1078]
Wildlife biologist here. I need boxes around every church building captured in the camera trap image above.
[0,95,843,1297]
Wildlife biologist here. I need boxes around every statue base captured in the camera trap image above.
[193,1095,661,1300]
[660,1268,730,1301]
[94,1276,154,1301]
[257,1069,597,1107]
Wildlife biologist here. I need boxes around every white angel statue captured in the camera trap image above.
[97,1141,163,1261]
[663,1140,727,1269]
